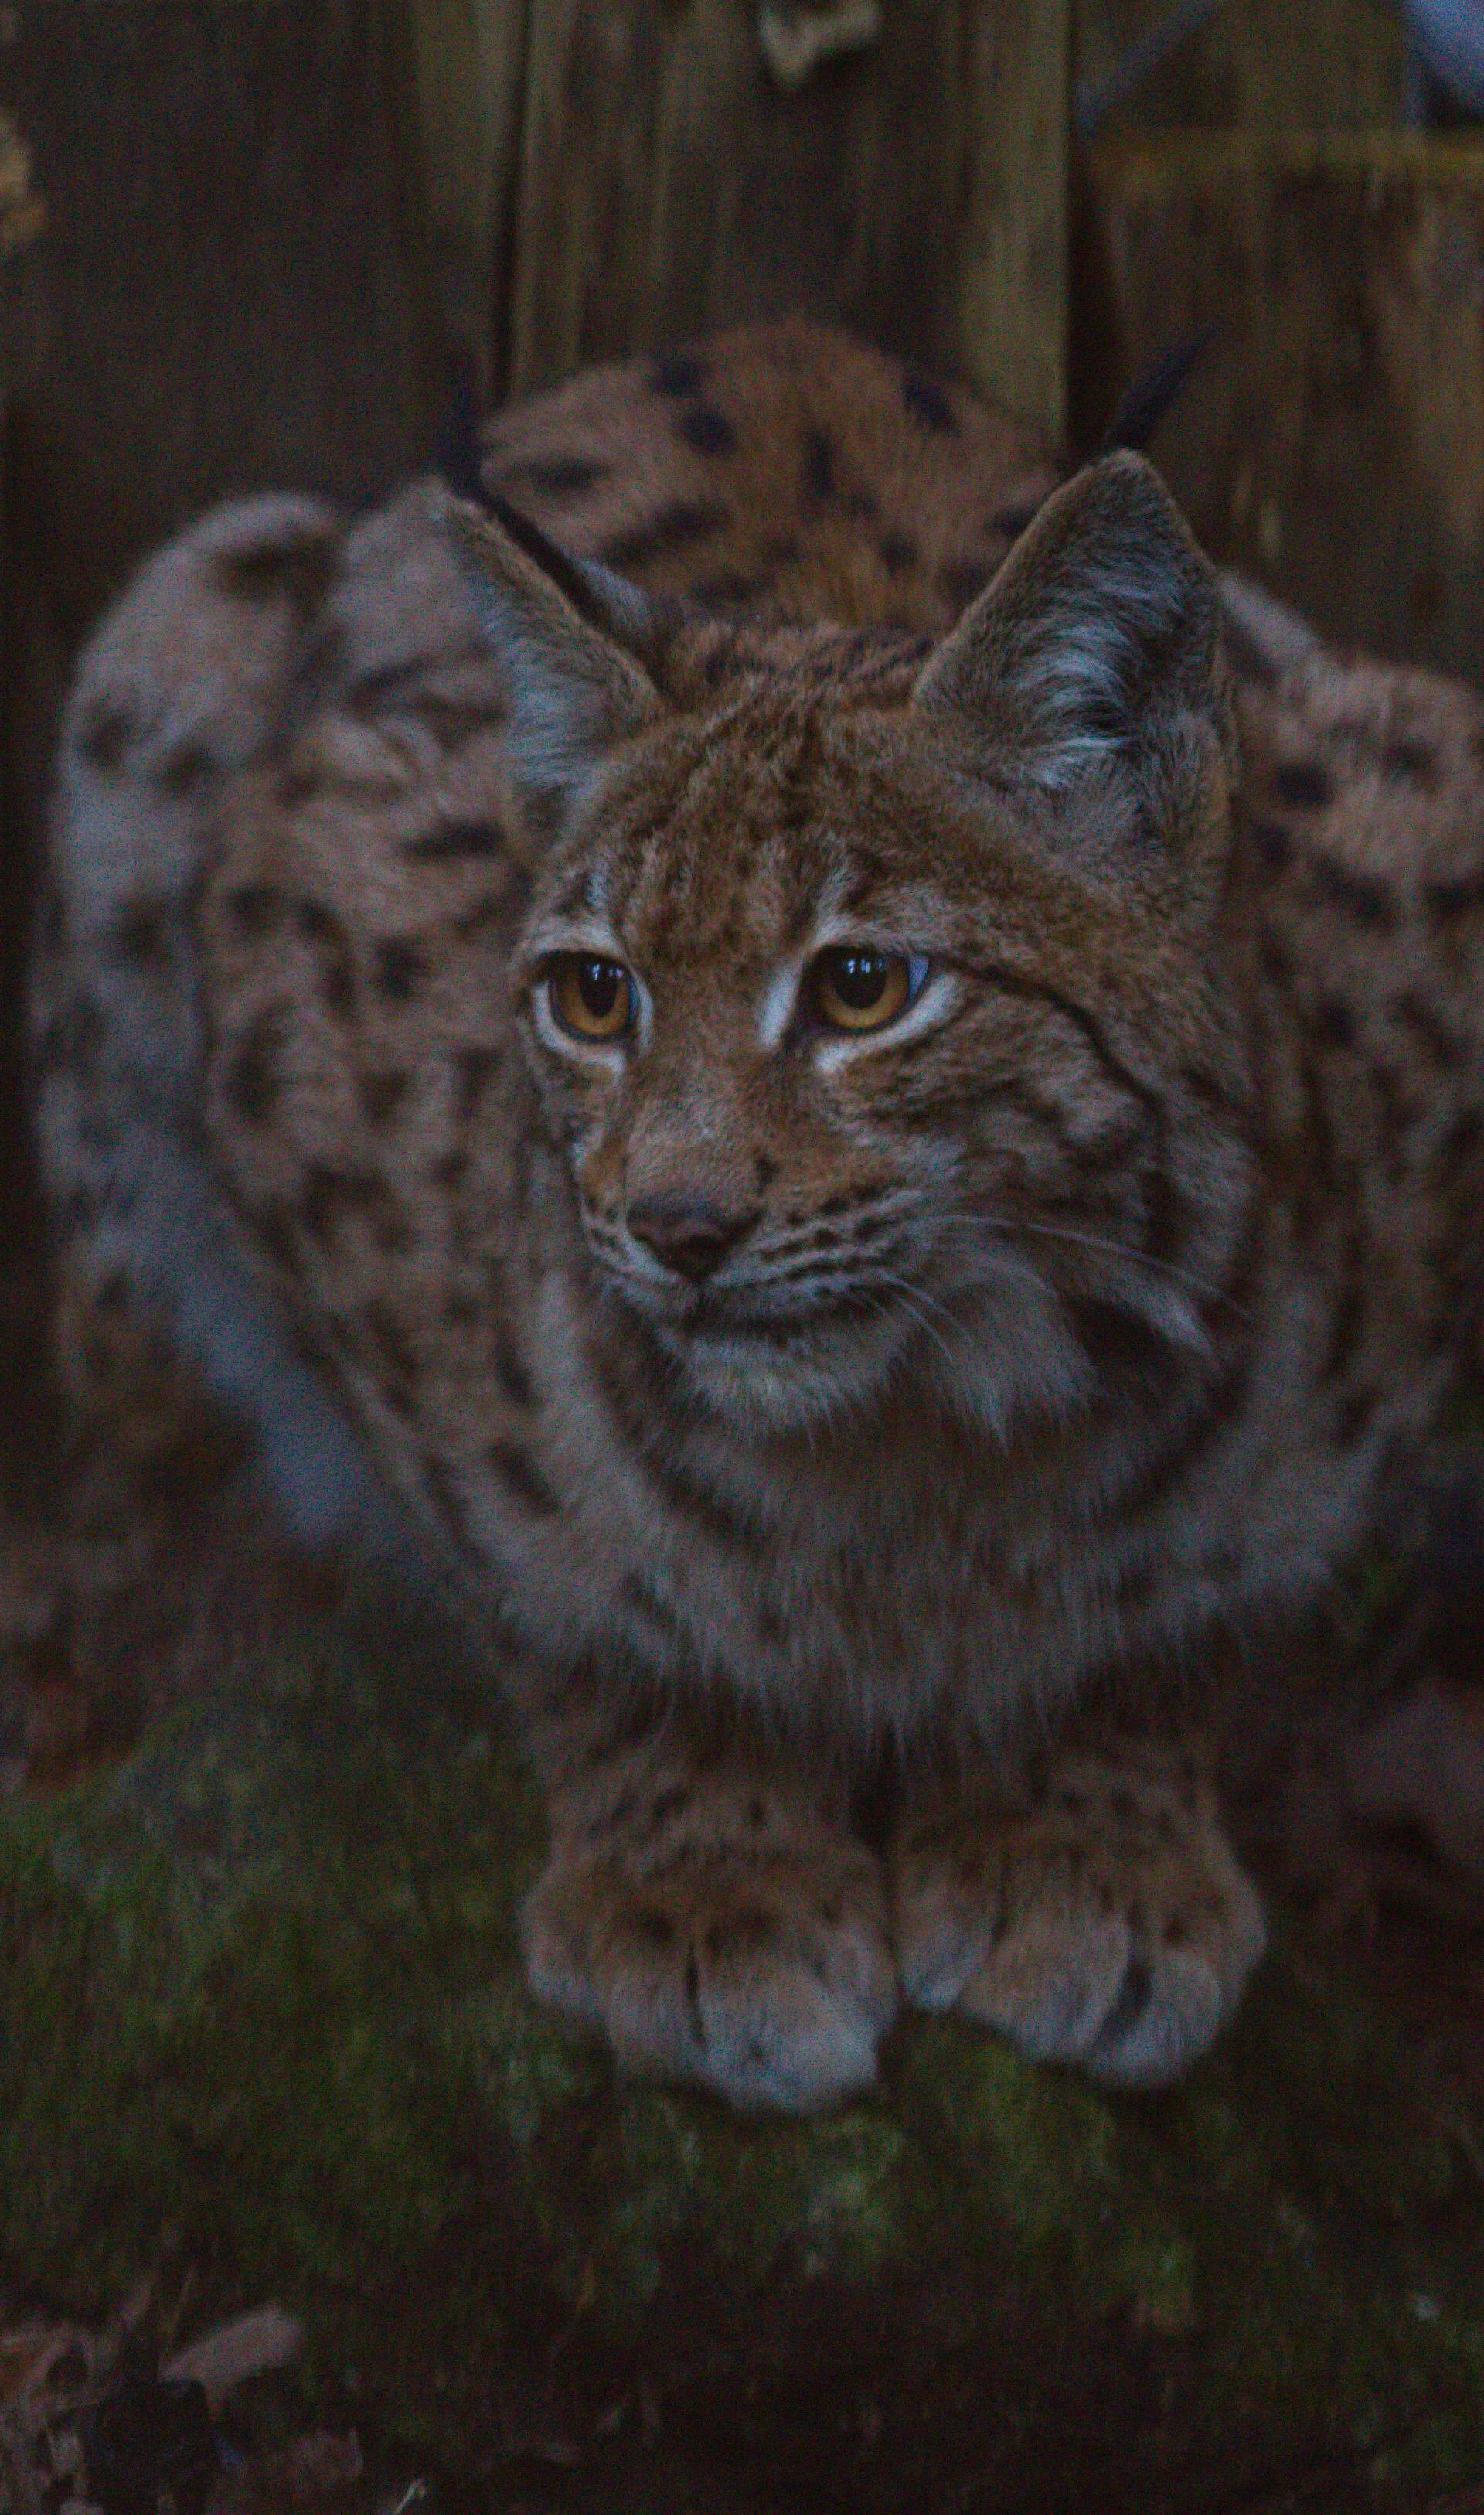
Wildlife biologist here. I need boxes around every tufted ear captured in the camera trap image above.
[913,452,1222,846]
[445,490,665,829]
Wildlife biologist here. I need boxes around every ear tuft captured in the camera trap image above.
[445,492,664,829]
[914,452,1222,837]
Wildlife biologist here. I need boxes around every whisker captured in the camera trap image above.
[937,1210,1252,1323]
[859,1269,966,1379]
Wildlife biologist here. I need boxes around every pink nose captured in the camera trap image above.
[628,1199,755,1282]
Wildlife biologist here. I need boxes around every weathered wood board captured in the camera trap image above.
[0,0,444,1474]
[408,0,1071,438]
[1081,133,1484,680]
[0,0,438,653]
[1074,0,1404,136]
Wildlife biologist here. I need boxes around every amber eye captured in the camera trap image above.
[810,947,917,1034]
[549,953,635,1042]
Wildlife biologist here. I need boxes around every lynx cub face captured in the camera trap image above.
[455,455,1238,1443]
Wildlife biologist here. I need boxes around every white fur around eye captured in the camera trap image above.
[756,959,805,1051]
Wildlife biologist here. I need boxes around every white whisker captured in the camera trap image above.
[937,1210,1251,1323]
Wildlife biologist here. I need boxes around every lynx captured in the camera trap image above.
[31,321,1484,2108]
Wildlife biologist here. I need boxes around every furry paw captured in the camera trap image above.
[522,1830,898,2113]
[890,1750,1265,2087]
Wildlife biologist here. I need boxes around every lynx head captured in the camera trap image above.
[449,455,1244,1440]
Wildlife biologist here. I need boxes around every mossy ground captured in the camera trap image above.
[3,1582,1483,2514]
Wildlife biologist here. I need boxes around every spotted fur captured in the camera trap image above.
[29,320,1484,2111]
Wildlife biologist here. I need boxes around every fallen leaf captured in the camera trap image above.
[165,2307,302,2414]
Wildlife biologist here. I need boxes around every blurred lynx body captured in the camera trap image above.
[31,320,1484,2109]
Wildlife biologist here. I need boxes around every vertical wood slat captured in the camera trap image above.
[1084,131,1484,679]
[492,0,1069,443]
[1073,0,1404,134]
[959,0,1070,440]
[400,0,531,394]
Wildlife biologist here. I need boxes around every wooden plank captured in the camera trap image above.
[1082,131,1484,677]
[0,0,440,653]
[958,0,1070,439]
[0,0,446,1443]
[400,0,531,394]
[1074,0,1404,135]
[504,0,1067,441]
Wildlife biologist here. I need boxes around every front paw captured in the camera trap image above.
[522,1835,898,2114]
[891,1751,1265,2087]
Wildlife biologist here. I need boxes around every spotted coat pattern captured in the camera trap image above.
[28,319,1484,2110]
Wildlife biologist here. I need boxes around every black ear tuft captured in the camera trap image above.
[1099,330,1211,458]
[437,340,492,511]
[445,494,665,827]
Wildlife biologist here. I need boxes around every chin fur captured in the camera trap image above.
[660,1308,910,1433]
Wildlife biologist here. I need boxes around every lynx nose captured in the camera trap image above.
[628,1198,755,1283]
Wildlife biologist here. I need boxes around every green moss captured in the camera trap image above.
[3,1584,1483,2507]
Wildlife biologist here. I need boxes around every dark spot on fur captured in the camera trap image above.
[226,1007,284,1124]
[877,531,917,574]
[431,1147,468,1194]
[492,1325,533,1412]
[228,882,284,935]
[362,1300,419,1402]
[79,700,135,772]
[1248,817,1294,877]
[297,897,356,1017]
[901,366,958,434]
[402,820,502,863]
[844,486,878,523]
[1436,1108,1483,1184]
[454,1045,500,1122]
[679,404,737,457]
[214,525,339,614]
[111,899,172,970]
[754,1150,778,1189]
[631,1906,676,1948]
[683,1948,706,2048]
[651,350,704,398]
[498,454,608,499]
[59,998,105,1074]
[376,939,423,1004]
[602,501,727,571]
[621,1572,682,1641]
[1270,758,1334,810]
[359,1068,408,1126]
[1424,871,1484,922]
[296,896,337,943]
[703,1908,774,1961]
[1336,1386,1377,1447]
[1312,857,1395,931]
[689,571,763,609]
[1311,995,1356,1049]
[422,1451,475,1555]
[1393,990,1460,1066]
[1381,737,1438,785]
[487,1439,557,1516]
[158,741,216,799]
[801,427,836,502]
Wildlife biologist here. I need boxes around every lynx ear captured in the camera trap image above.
[913,452,1222,843]
[446,491,665,826]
